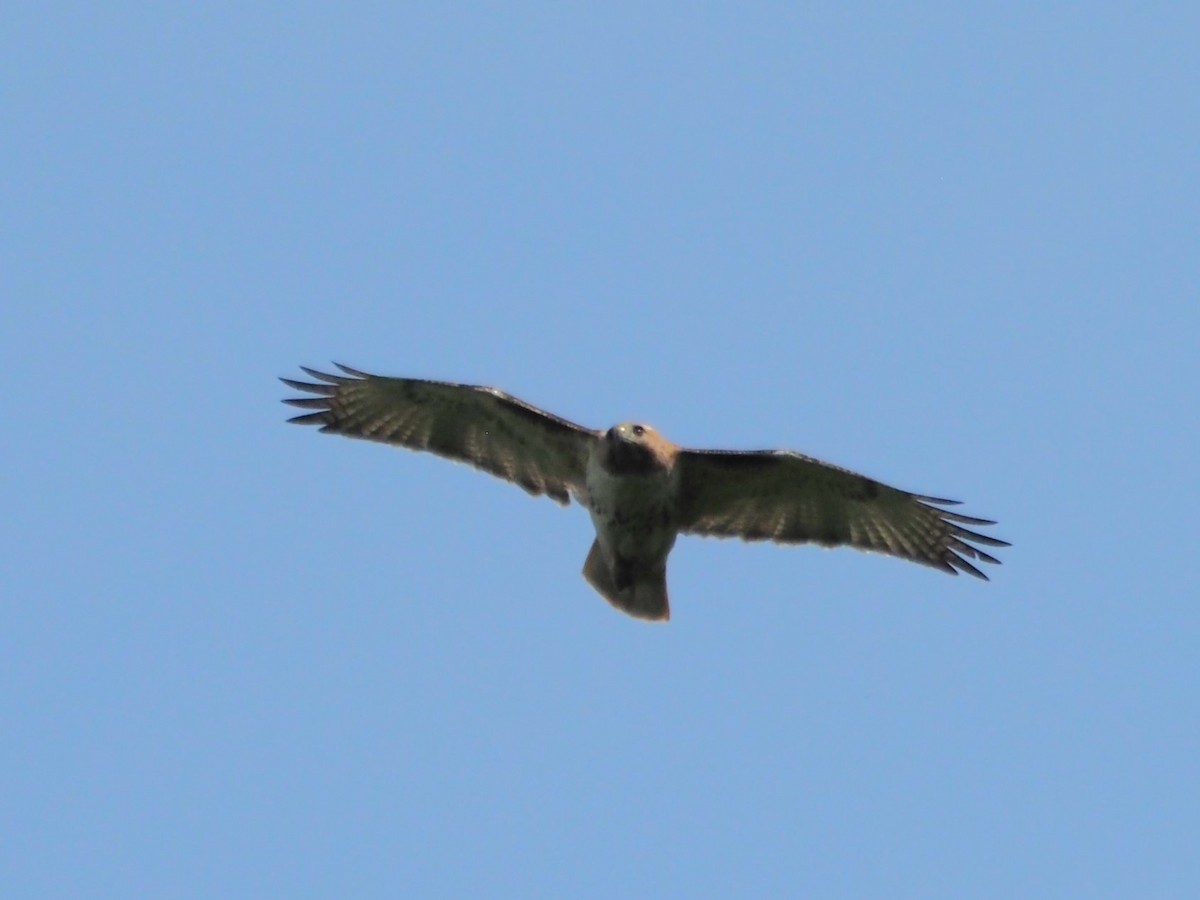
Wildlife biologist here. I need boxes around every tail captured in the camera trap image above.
[581,540,670,621]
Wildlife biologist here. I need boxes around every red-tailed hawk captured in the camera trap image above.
[282,364,1008,621]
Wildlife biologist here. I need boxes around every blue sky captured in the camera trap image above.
[3,4,1197,897]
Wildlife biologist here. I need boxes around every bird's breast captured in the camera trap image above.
[584,452,678,565]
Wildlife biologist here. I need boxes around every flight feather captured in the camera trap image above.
[281,364,599,504]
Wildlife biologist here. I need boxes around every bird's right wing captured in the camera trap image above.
[281,364,600,504]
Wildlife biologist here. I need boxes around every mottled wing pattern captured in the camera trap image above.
[675,450,1008,578]
[281,364,600,504]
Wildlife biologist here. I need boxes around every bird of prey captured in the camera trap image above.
[281,364,1008,621]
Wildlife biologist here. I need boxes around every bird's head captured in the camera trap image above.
[601,422,676,475]
[606,422,654,444]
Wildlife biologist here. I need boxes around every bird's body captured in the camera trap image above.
[582,425,680,618]
[282,364,1008,621]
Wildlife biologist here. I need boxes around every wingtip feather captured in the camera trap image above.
[299,365,353,384]
[953,555,987,579]
[916,495,962,506]
[334,362,370,378]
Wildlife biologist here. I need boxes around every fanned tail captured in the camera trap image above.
[581,540,670,621]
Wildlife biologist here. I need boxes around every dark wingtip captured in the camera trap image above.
[941,511,999,526]
[334,362,370,378]
[286,412,330,426]
[917,495,962,506]
[952,554,987,579]
[975,549,1003,566]
[299,365,344,383]
[921,492,1010,570]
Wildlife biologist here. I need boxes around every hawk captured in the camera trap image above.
[281,364,1008,621]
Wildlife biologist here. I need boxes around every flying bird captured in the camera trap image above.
[281,364,1008,621]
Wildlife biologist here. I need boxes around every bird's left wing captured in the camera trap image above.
[674,449,1008,578]
[281,364,600,504]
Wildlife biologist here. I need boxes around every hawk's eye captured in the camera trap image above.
[632,425,645,437]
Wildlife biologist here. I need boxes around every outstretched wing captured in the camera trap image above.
[674,449,1008,578]
[281,364,600,504]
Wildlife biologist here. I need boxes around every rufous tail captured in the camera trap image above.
[581,540,669,621]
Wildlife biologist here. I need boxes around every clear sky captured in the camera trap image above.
[4,4,1197,897]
